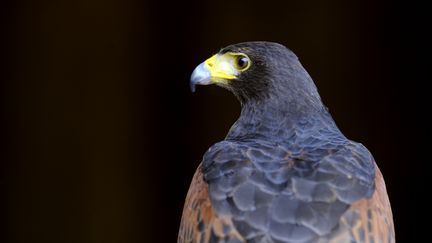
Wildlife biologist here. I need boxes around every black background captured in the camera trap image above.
[1,0,428,242]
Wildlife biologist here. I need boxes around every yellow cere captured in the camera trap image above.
[204,52,249,82]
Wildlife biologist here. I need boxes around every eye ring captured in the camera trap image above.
[234,55,250,71]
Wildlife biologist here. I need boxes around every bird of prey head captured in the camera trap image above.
[190,42,322,110]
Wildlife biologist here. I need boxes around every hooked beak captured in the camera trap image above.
[189,54,237,92]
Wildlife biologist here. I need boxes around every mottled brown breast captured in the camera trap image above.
[335,165,395,243]
[178,164,243,243]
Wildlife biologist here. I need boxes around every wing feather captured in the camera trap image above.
[337,165,395,243]
[178,164,244,243]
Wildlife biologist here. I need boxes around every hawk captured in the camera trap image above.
[179,42,395,243]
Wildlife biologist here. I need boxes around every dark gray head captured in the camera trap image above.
[190,41,323,111]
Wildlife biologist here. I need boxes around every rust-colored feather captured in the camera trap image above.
[178,164,243,243]
[336,165,395,243]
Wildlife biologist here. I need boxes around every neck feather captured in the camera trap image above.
[226,94,340,142]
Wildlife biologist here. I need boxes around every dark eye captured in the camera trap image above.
[236,56,250,70]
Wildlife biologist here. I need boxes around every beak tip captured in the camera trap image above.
[190,83,196,93]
